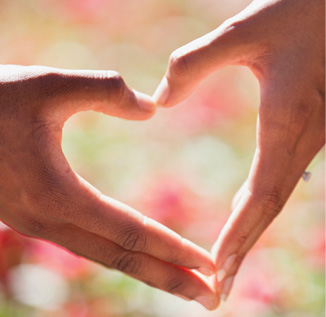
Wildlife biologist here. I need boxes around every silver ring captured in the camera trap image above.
[302,171,312,182]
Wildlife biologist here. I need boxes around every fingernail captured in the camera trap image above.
[153,77,169,106]
[197,267,215,276]
[217,254,237,283]
[138,100,156,112]
[220,276,234,302]
[217,269,226,283]
[195,295,217,310]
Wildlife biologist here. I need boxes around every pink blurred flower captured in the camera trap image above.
[165,74,247,134]
[233,256,283,315]
[135,176,195,230]
[0,227,30,280]
[0,226,31,297]
[243,275,280,305]
[43,0,109,23]
[27,240,92,280]
[308,226,325,269]
[129,174,227,244]
[63,300,89,317]
[0,223,92,286]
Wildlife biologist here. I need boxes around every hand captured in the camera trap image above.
[0,65,219,310]
[153,0,325,301]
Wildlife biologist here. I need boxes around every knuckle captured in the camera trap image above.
[111,251,142,275]
[258,190,283,218]
[236,234,247,247]
[164,278,184,293]
[118,226,147,252]
[168,49,190,78]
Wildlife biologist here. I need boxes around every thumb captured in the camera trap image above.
[152,4,263,107]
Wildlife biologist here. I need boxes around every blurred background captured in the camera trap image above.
[0,0,324,316]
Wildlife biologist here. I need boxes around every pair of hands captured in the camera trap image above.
[0,0,324,310]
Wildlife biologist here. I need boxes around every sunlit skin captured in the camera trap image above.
[153,0,325,301]
[0,65,219,310]
[0,0,324,311]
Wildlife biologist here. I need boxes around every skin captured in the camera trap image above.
[0,65,219,310]
[153,0,325,302]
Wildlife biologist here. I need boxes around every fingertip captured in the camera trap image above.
[181,238,216,274]
[133,90,157,116]
[174,271,220,310]
[195,295,220,311]
[152,77,171,107]
[220,275,234,302]
[197,267,216,276]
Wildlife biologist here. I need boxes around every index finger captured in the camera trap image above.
[27,154,216,276]
[74,175,217,276]
[211,84,325,300]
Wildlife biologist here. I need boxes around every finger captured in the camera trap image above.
[152,26,243,107]
[152,2,265,108]
[24,149,216,277]
[213,138,323,301]
[215,82,325,268]
[212,91,325,300]
[152,0,320,108]
[31,66,156,121]
[48,223,220,310]
[72,174,216,275]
